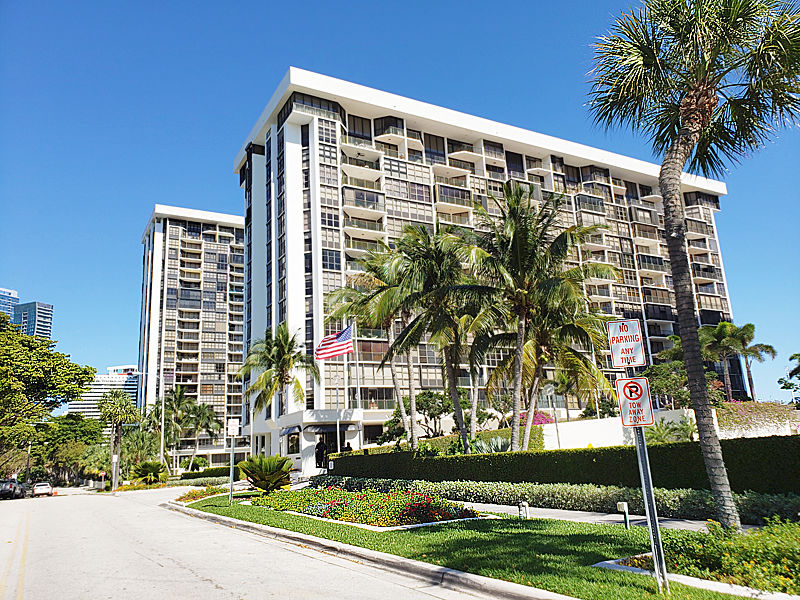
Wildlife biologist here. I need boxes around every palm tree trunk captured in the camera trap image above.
[402,311,419,450]
[510,315,526,452]
[660,119,741,528]
[522,368,542,451]
[722,356,734,403]
[387,325,410,436]
[444,346,470,453]
[188,434,199,471]
[744,358,757,402]
[469,372,478,440]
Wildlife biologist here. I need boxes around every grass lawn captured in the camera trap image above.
[191,496,739,600]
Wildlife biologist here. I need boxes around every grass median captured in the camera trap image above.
[190,496,739,600]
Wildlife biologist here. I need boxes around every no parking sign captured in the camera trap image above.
[614,377,655,426]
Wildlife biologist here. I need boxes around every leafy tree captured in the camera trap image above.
[590,0,800,528]
[700,322,746,403]
[25,414,103,482]
[180,456,208,471]
[644,419,678,444]
[122,429,159,476]
[0,313,94,472]
[80,443,110,477]
[239,322,319,421]
[580,395,619,418]
[97,389,140,488]
[643,360,725,408]
[735,323,776,402]
[789,353,800,380]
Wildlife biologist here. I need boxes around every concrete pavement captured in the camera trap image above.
[0,487,534,600]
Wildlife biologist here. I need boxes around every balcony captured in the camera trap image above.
[340,136,383,161]
[632,225,661,243]
[433,160,471,178]
[344,238,380,257]
[526,157,549,175]
[438,212,471,227]
[290,101,341,123]
[487,170,506,181]
[447,141,482,161]
[637,254,669,274]
[434,175,468,188]
[345,260,366,273]
[341,156,381,180]
[342,174,381,191]
[691,263,722,283]
[575,194,606,214]
[644,304,677,322]
[344,217,385,240]
[435,185,473,213]
[582,234,609,250]
[686,219,713,238]
[374,125,405,145]
[687,238,709,254]
[342,189,385,219]
[406,129,424,150]
[611,178,626,190]
[483,144,505,166]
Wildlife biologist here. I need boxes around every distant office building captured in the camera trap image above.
[0,288,19,319]
[138,205,247,465]
[13,301,53,338]
[67,365,138,434]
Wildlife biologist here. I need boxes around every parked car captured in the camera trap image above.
[0,479,25,499]
[31,482,54,497]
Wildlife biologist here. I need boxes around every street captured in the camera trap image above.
[0,487,485,600]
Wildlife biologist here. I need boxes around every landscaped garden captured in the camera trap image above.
[249,486,477,527]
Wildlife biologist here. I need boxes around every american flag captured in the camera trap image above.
[314,325,354,360]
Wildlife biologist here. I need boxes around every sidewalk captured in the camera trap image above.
[459,502,733,532]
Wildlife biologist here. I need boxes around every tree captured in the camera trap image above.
[789,353,800,380]
[590,0,800,528]
[184,403,221,471]
[327,246,420,449]
[97,389,140,490]
[239,322,319,423]
[643,360,725,408]
[734,323,776,402]
[0,313,94,472]
[700,322,745,403]
[121,429,159,476]
[162,386,195,471]
[469,185,615,450]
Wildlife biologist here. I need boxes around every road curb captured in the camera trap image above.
[162,500,576,600]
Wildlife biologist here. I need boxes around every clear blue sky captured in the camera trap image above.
[1,1,797,401]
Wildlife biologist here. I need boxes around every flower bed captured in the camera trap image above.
[176,485,227,503]
[620,518,799,595]
[251,486,477,527]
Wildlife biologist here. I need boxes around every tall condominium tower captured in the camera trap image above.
[67,365,138,435]
[234,68,739,474]
[138,205,248,466]
[0,288,19,318]
[13,301,53,338]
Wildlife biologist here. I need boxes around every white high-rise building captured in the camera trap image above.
[234,68,735,474]
[138,205,248,465]
[67,365,138,433]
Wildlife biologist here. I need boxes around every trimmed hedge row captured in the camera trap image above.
[330,435,800,494]
[180,466,240,480]
[310,475,800,525]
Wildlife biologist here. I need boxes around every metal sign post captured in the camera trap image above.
[227,418,240,506]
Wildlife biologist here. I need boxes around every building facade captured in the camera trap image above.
[138,205,248,465]
[67,365,138,434]
[0,288,19,319]
[13,301,53,338]
[235,68,739,473]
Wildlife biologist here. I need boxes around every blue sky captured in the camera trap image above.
[1,1,797,402]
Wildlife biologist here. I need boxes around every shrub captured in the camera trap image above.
[237,455,293,493]
[176,485,227,503]
[329,435,799,494]
[180,457,209,471]
[252,486,477,527]
[132,461,168,484]
[309,475,800,526]
[470,436,511,453]
[180,466,239,480]
[168,476,229,487]
[661,518,800,594]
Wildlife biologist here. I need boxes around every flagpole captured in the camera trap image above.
[352,319,362,410]
[341,333,348,455]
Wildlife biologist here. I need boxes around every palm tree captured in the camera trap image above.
[185,403,222,471]
[386,224,482,452]
[121,429,159,477]
[239,322,319,426]
[590,0,800,528]
[163,386,195,471]
[469,185,615,450]
[735,323,776,402]
[700,322,745,403]
[327,247,420,449]
[789,353,800,381]
[97,389,140,490]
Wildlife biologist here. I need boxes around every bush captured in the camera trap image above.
[237,455,292,493]
[309,475,800,526]
[132,461,168,484]
[252,486,477,527]
[169,476,229,487]
[179,457,209,471]
[176,485,227,503]
[329,435,799,494]
[180,466,239,480]
[661,518,800,594]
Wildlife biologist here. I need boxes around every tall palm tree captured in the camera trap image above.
[735,323,776,402]
[700,322,745,403]
[239,322,319,425]
[385,224,485,453]
[121,428,159,477]
[327,247,420,449]
[185,403,222,471]
[789,353,800,381]
[590,0,800,528]
[161,386,195,472]
[469,184,614,450]
[97,389,140,490]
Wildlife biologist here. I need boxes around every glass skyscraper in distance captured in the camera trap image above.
[0,288,19,319]
[13,301,54,338]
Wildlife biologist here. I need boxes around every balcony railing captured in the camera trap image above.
[343,135,374,149]
[376,125,404,137]
[346,260,366,272]
[435,175,468,188]
[343,193,385,212]
[345,238,380,253]
[343,156,380,170]
[637,254,669,272]
[448,141,477,154]
[487,171,506,181]
[344,217,384,232]
[292,101,340,122]
[686,219,713,236]
[437,191,473,208]
[484,146,505,159]
[407,129,423,142]
[439,213,471,225]
[691,264,723,281]
[342,175,381,191]
[448,158,475,172]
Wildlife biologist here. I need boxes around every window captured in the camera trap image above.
[320,211,339,228]
[409,183,431,203]
[319,164,338,186]
[318,119,337,144]
[318,144,337,165]
[320,185,338,207]
[424,133,445,164]
[287,433,300,454]
[348,115,372,140]
[321,228,339,249]
[321,249,341,271]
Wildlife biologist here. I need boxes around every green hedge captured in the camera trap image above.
[330,435,800,494]
[309,475,800,525]
[180,466,239,480]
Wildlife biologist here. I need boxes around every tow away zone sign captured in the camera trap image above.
[607,319,646,368]
[615,377,654,427]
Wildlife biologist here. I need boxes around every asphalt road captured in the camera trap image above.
[0,487,483,600]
